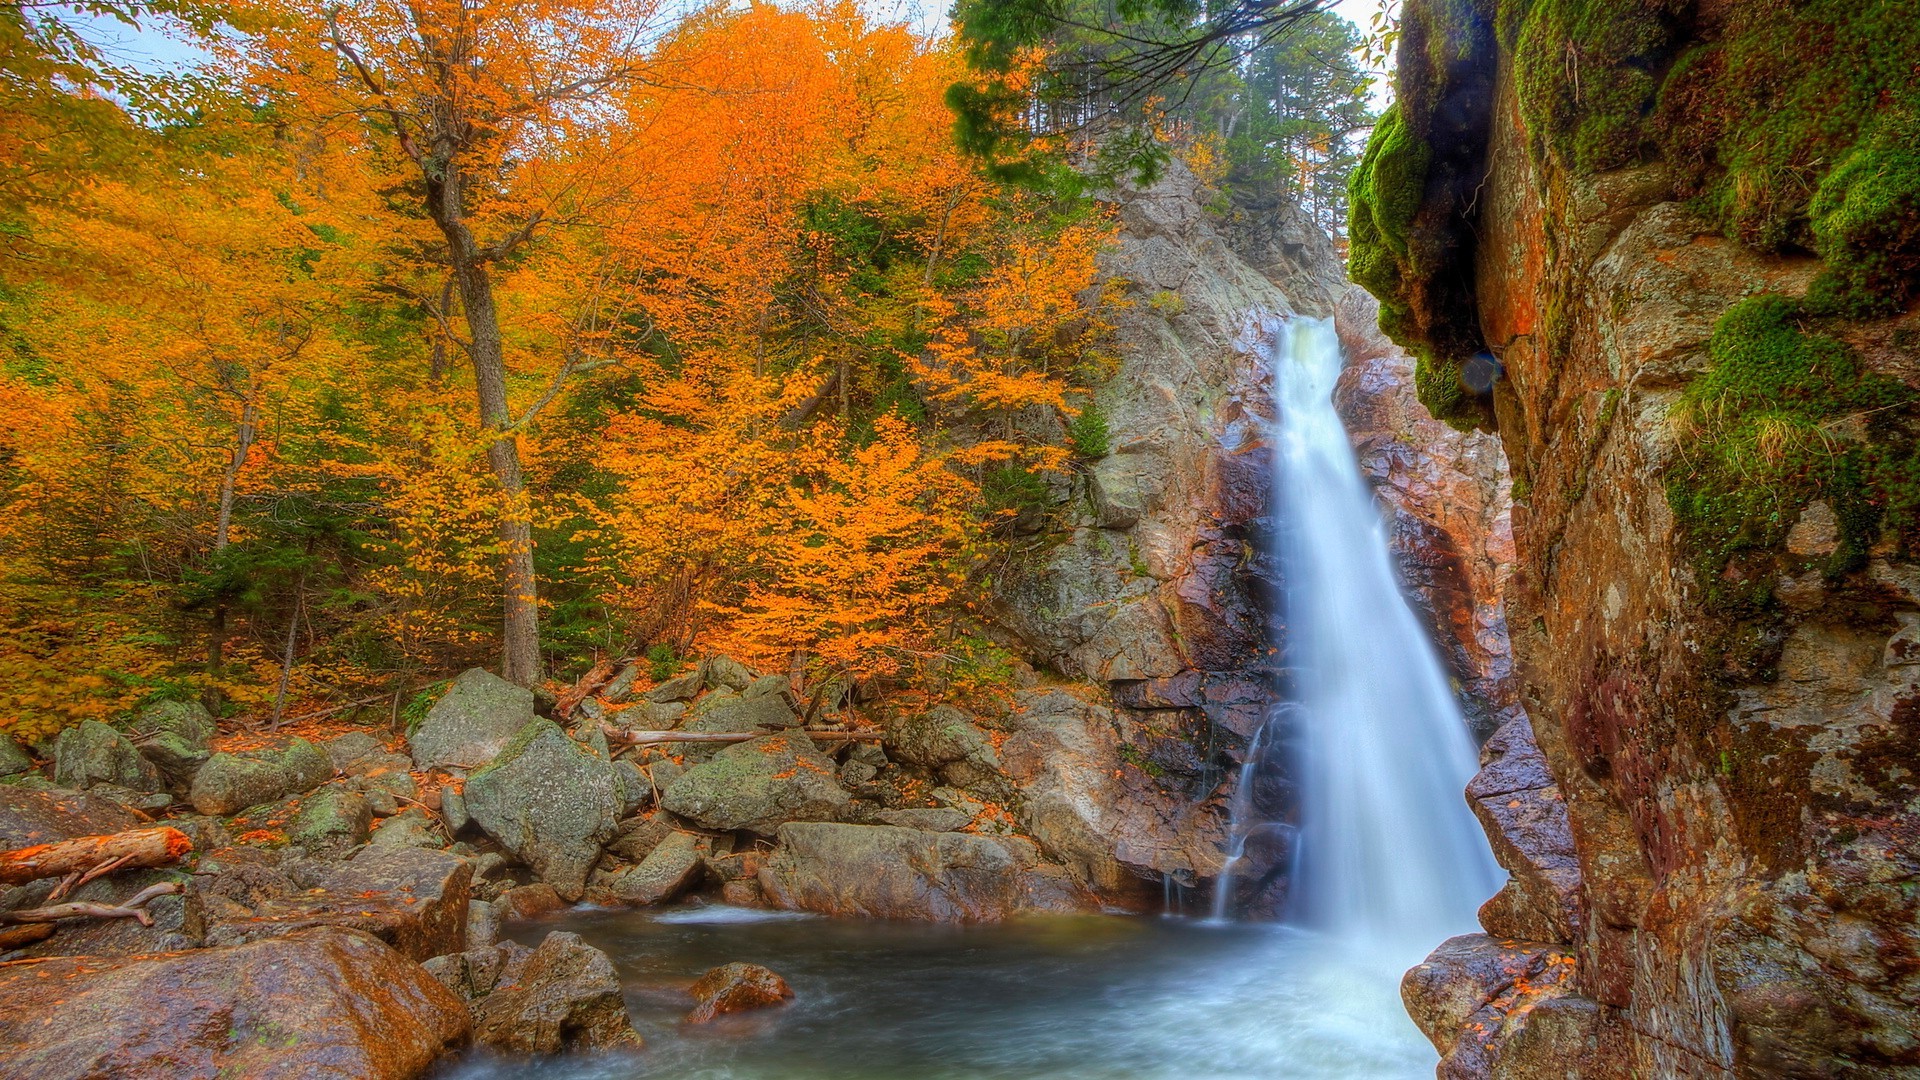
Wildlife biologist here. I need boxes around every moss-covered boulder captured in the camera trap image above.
[128,700,215,790]
[0,737,31,778]
[288,787,374,856]
[51,720,163,794]
[659,732,850,835]
[462,720,625,900]
[189,738,331,816]
[592,830,703,906]
[407,668,536,771]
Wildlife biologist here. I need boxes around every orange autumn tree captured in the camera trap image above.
[239,0,676,686]
[568,2,1117,683]
[0,0,1122,738]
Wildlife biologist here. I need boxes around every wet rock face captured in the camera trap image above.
[426,931,642,1055]
[685,962,794,1024]
[1381,9,1920,1075]
[986,160,1348,899]
[0,927,469,1080]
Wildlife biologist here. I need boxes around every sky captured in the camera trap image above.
[63,0,1397,106]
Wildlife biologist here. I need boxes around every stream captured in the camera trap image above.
[436,904,1437,1080]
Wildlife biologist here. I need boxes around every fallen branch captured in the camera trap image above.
[0,827,193,886]
[603,726,884,748]
[0,882,182,927]
[553,657,621,722]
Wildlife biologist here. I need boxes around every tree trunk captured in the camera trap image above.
[429,166,541,687]
[208,396,259,687]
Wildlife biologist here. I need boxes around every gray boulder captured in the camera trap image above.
[441,786,470,833]
[369,806,443,850]
[128,700,215,789]
[594,830,702,905]
[52,720,163,793]
[703,656,757,692]
[189,738,331,816]
[287,788,373,855]
[659,732,850,835]
[408,668,536,770]
[759,822,1095,922]
[321,731,386,771]
[677,688,799,762]
[644,663,707,703]
[0,737,30,777]
[884,705,1011,800]
[463,720,624,900]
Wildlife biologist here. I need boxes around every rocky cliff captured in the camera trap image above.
[1357,2,1920,1076]
[991,160,1526,915]
[987,161,1345,910]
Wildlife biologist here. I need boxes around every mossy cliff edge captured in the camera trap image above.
[1361,2,1920,1077]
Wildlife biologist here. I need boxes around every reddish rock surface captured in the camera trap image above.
[1383,6,1920,1075]
[685,962,794,1023]
[203,845,471,961]
[0,927,468,1079]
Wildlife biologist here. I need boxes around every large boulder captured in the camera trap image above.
[128,700,216,789]
[0,784,140,847]
[51,720,162,794]
[188,738,331,816]
[883,705,1010,800]
[462,719,624,900]
[659,731,850,835]
[758,822,1095,921]
[0,927,468,1079]
[425,931,642,1054]
[998,689,1226,902]
[286,787,373,855]
[1403,934,1600,1079]
[204,845,471,961]
[407,668,536,770]
[0,736,33,777]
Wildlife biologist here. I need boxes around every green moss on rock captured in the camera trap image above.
[1653,0,1920,305]
[1346,0,1500,428]
[1667,295,1915,595]
[1510,0,1684,173]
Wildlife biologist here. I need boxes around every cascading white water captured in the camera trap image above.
[1215,315,1500,952]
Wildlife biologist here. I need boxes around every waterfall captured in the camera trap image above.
[1214,315,1500,949]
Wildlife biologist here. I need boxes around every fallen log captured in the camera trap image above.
[0,882,182,928]
[0,827,193,886]
[602,726,884,748]
[0,924,56,951]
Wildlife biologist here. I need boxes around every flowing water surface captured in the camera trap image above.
[440,314,1496,1080]
[436,904,1436,1080]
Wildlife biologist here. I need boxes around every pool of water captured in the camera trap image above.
[435,904,1437,1080]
